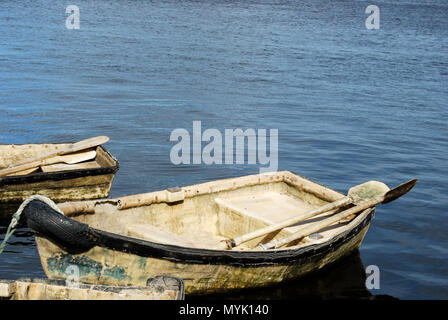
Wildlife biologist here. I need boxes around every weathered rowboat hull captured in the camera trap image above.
[0,143,119,221]
[32,216,372,295]
[24,171,375,295]
[0,276,184,300]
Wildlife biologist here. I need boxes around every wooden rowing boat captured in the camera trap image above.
[20,171,415,295]
[0,143,119,222]
[0,276,184,300]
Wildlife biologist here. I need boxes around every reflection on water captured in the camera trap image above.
[189,251,397,300]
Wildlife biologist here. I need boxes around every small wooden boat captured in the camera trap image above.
[0,142,119,221]
[20,171,416,295]
[0,276,184,300]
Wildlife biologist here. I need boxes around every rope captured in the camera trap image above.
[0,195,63,255]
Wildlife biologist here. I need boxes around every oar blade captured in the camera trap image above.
[63,136,110,155]
[382,178,418,204]
[348,180,390,201]
[64,150,97,164]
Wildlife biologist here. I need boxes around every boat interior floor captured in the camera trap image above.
[116,188,358,251]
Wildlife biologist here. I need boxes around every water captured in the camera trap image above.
[0,0,447,299]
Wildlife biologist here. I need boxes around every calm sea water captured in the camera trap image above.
[0,0,447,299]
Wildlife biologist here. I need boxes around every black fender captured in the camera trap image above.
[24,200,96,253]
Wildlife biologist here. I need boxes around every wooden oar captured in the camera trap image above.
[4,151,97,176]
[215,180,390,250]
[0,136,108,177]
[41,150,96,165]
[257,178,418,250]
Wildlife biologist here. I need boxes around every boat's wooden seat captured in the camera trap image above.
[215,192,318,236]
[126,224,223,249]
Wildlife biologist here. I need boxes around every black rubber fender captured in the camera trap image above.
[24,200,96,253]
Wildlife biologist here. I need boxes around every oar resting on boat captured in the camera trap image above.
[215,180,391,250]
[0,136,108,176]
[257,178,418,250]
[7,150,97,176]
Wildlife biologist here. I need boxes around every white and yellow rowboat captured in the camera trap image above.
[20,171,416,295]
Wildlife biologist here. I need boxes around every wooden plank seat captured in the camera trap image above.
[215,191,318,233]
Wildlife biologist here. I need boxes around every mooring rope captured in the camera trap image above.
[0,195,63,255]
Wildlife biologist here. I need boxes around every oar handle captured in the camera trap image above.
[216,196,352,250]
[0,159,52,176]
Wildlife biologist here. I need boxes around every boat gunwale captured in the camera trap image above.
[58,170,345,214]
[0,145,119,187]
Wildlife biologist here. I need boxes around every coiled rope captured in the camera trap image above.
[0,195,63,255]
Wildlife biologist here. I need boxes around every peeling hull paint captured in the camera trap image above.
[47,254,128,282]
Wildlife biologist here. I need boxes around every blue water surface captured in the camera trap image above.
[0,0,447,299]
